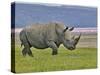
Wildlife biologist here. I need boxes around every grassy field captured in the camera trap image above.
[14,46,97,73]
[12,29,97,73]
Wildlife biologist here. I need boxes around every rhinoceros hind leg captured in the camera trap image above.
[22,47,27,56]
[22,47,33,57]
[27,49,33,57]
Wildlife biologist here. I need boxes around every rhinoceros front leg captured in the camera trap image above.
[47,41,58,55]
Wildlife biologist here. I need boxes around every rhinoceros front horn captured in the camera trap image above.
[74,33,81,45]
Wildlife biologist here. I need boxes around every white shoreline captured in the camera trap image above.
[12,28,97,33]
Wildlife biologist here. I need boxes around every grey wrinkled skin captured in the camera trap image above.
[20,22,81,57]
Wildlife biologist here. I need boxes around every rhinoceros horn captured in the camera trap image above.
[69,27,74,31]
[74,33,81,45]
[63,27,68,32]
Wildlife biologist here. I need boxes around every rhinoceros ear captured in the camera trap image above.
[63,27,68,32]
[69,27,74,31]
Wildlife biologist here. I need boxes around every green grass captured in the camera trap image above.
[14,46,97,73]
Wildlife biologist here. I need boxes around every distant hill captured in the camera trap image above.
[11,2,97,28]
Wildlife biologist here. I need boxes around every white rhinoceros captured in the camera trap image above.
[20,22,81,57]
